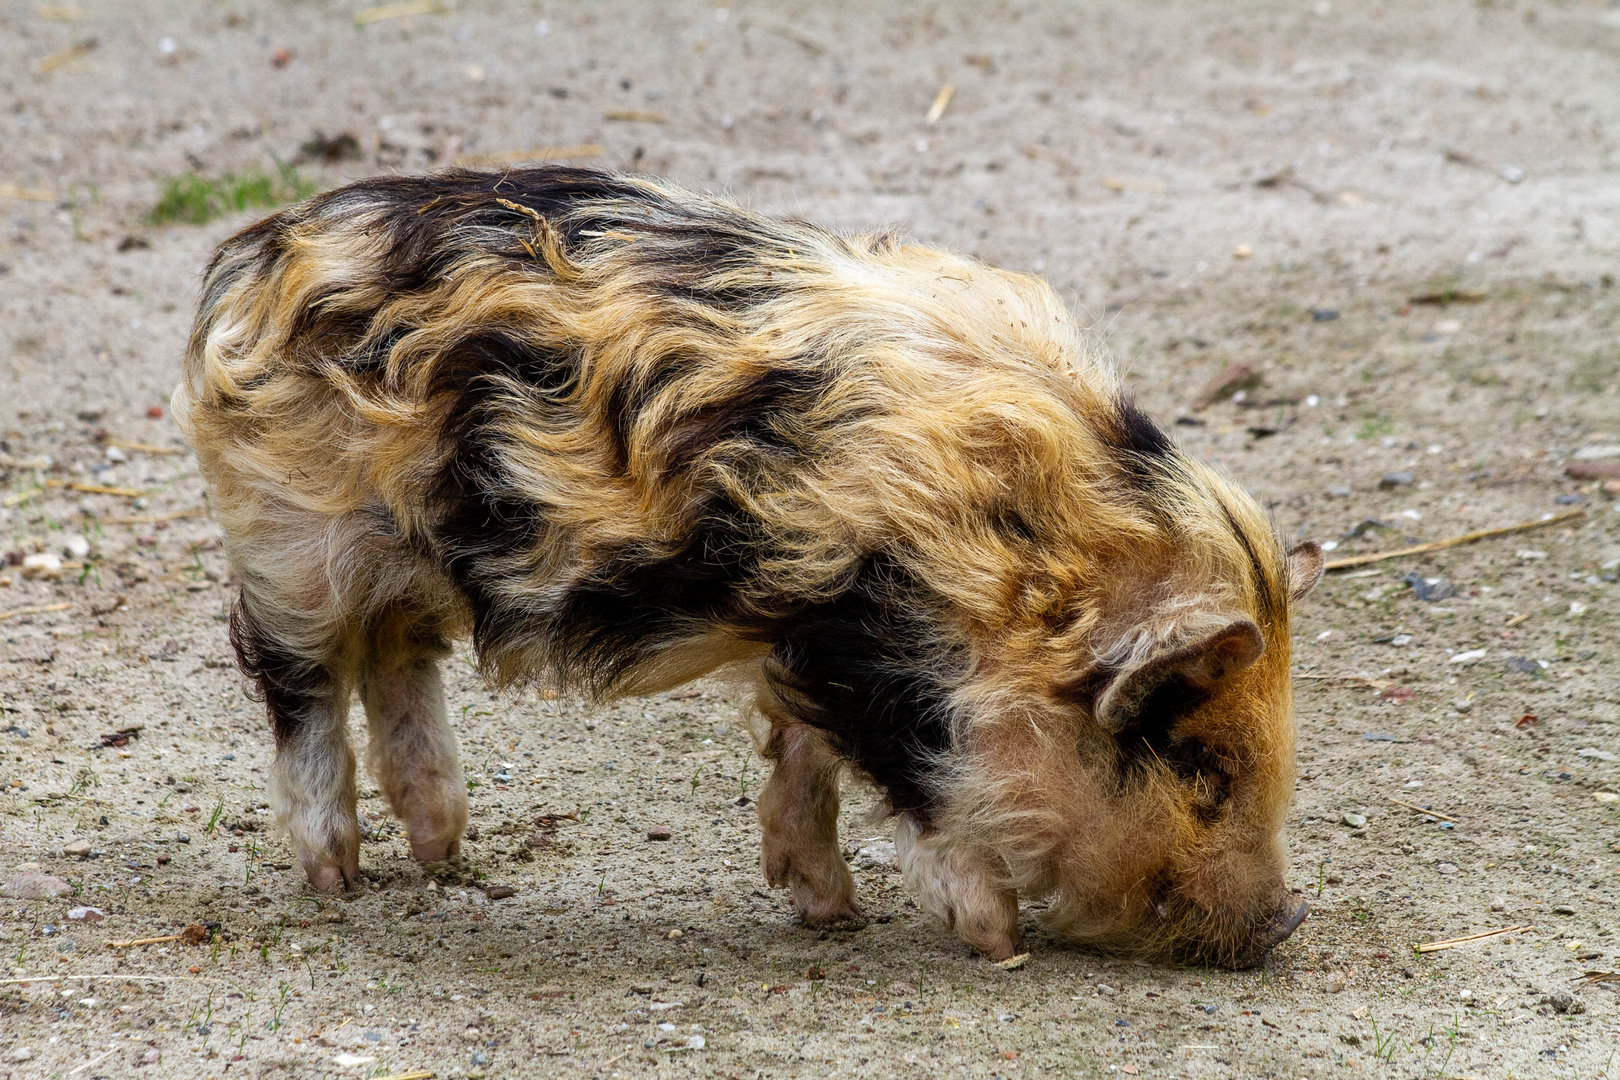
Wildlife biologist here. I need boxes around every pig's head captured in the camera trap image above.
[930,514,1325,968]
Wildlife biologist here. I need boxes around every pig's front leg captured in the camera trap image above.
[894,814,1021,960]
[757,723,866,929]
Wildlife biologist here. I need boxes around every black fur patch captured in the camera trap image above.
[542,489,775,694]
[427,343,838,694]
[1111,681,1233,821]
[1104,397,1175,489]
[426,333,572,662]
[764,560,961,817]
[229,593,332,747]
[1215,499,1280,621]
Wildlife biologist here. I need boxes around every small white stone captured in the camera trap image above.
[21,552,62,580]
[63,534,90,559]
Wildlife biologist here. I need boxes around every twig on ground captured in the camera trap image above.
[926,83,955,125]
[354,0,446,27]
[100,508,207,524]
[1573,971,1620,987]
[105,439,186,456]
[1295,673,1392,690]
[45,479,147,498]
[0,602,72,621]
[0,184,56,201]
[106,925,207,949]
[1387,796,1459,824]
[1415,925,1531,954]
[1324,508,1584,570]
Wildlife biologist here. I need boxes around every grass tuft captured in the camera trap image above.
[149,163,316,225]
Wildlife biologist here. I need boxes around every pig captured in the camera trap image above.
[174,167,1323,967]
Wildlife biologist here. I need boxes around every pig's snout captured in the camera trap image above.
[1231,894,1309,968]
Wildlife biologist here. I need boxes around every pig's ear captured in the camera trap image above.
[1094,619,1264,733]
[1285,541,1325,601]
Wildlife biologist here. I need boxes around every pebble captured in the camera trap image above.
[1437,862,1457,875]
[461,1027,481,1042]
[1490,898,1507,912]
[65,906,105,923]
[1571,444,1620,460]
[62,534,90,559]
[647,827,672,841]
[1402,572,1455,602]
[6,1048,33,1063]
[63,839,93,857]
[1341,813,1367,828]
[470,1051,491,1065]
[139,1048,160,1066]
[1552,905,1576,915]
[1379,471,1415,489]
[1,872,72,899]
[21,552,62,580]
[1542,991,1585,1015]
[853,840,897,870]
[666,929,683,940]
[1095,983,1118,996]
[483,884,517,900]
[1324,977,1345,994]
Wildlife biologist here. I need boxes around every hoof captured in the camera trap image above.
[800,906,869,932]
[409,837,461,863]
[975,935,1024,963]
[305,862,355,893]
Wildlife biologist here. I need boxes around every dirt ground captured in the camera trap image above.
[2,1,1618,1077]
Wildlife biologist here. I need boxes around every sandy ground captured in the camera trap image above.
[2,1,1619,1077]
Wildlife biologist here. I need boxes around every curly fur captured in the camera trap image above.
[175,166,1320,965]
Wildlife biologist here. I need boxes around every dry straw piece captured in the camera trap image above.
[1415,925,1531,954]
[355,0,447,26]
[1324,507,1584,571]
[36,38,96,72]
[1100,177,1168,194]
[1387,796,1459,824]
[106,439,185,456]
[46,479,146,498]
[926,83,955,124]
[604,110,668,124]
[0,184,55,201]
[0,602,72,622]
[100,509,207,525]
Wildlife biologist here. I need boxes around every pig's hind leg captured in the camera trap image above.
[233,589,362,893]
[358,609,468,864]
[756,722,865,929]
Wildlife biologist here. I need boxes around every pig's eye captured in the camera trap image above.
[1164,738,1234,816]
